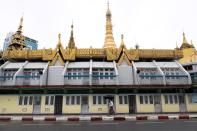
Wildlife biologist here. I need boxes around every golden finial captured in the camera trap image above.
[121,34,124,40]
[58,33,61,44]
[106,1,111,18]
[17,16,23,33]
[182,32,188,44]
[71,23,73,36]
[107,1,109,10]
[120,34,126,48]
[67,24,75,49]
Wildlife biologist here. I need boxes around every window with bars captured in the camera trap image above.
[139,95,154,104]
[45,96,54,105]
[18,96,33,106]
[65,96,81,105]
[66,68,89,80]
[92,95,107,105]
[164,95,179,104]
[119,95,128,104]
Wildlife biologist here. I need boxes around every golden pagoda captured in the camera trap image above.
[178,33,197,64]
[103,2,116,49]
[8,16,26,50]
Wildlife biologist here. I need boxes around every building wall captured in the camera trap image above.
[161,95,180,112]
[136,95,155,113]
[1,94,197,114]
[0,95,33,114]
[62,95,81,114]
[186,94,197,112]
[115,95,129,113]
[89,95,108,113]
[48,66,64,85]
[40,95,54,114]
[117,66,134,85]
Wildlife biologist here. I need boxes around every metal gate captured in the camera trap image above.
[33,96,41,114]
[81,96,89,114]
[54,95,63,115]
[179,95,187,112]
[154,95,162,113]
[128,95,136,114]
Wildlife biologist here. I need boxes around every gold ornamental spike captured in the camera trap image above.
[182,32,188,44]
[103,1,116,49]
[17,16,23,33]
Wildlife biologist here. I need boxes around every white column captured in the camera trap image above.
[40,61,50,86]
[153,60,166,85]
[89,59,93,86]
[0,61,10,86]
[132,61,139,85]
[113,61,119,85]
[175,60,191,85]
[14,61,28,85]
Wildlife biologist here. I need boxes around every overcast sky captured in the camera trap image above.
[0,0,196,49]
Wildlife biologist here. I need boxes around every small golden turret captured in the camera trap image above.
[67,24,76,49]
[180,32,194,49]
[8,16,26,50]
[103,2,116,49]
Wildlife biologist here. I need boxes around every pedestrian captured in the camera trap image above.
[109,100,114,115]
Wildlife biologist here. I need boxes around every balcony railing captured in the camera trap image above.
[64,74,89,85]
[0,76,14,86]
[165,75,188,85]
[92,74,116,85]
[16,75,40,85]
[64,74,116,85]
[138,74,164,85]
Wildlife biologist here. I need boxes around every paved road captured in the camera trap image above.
[1,120,197,131]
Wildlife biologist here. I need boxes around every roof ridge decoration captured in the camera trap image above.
[103,2,116,49]
[117,34,132,66]
[50,34,65,66]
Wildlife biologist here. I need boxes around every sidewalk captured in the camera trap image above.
[0,114,197,122]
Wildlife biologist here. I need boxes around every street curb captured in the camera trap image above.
[0,114,196,122]
[179,115,189,119]
[114,116,126,121]
[22,117,33,121]
[44,117,56,121]
[67,117,79,122]
[158,116,169,120]
[0,117,11,122]
[91,117,102,121]
[136,116,147,120]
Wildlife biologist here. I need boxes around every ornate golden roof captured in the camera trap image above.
[1,38,183,63]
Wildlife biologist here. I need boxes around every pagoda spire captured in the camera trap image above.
[67,23,75,49]
[103,1,116,49]
[180,32,194,49]
[8,16,26,50]
[17,16,23,34]
[182,32,188,44]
